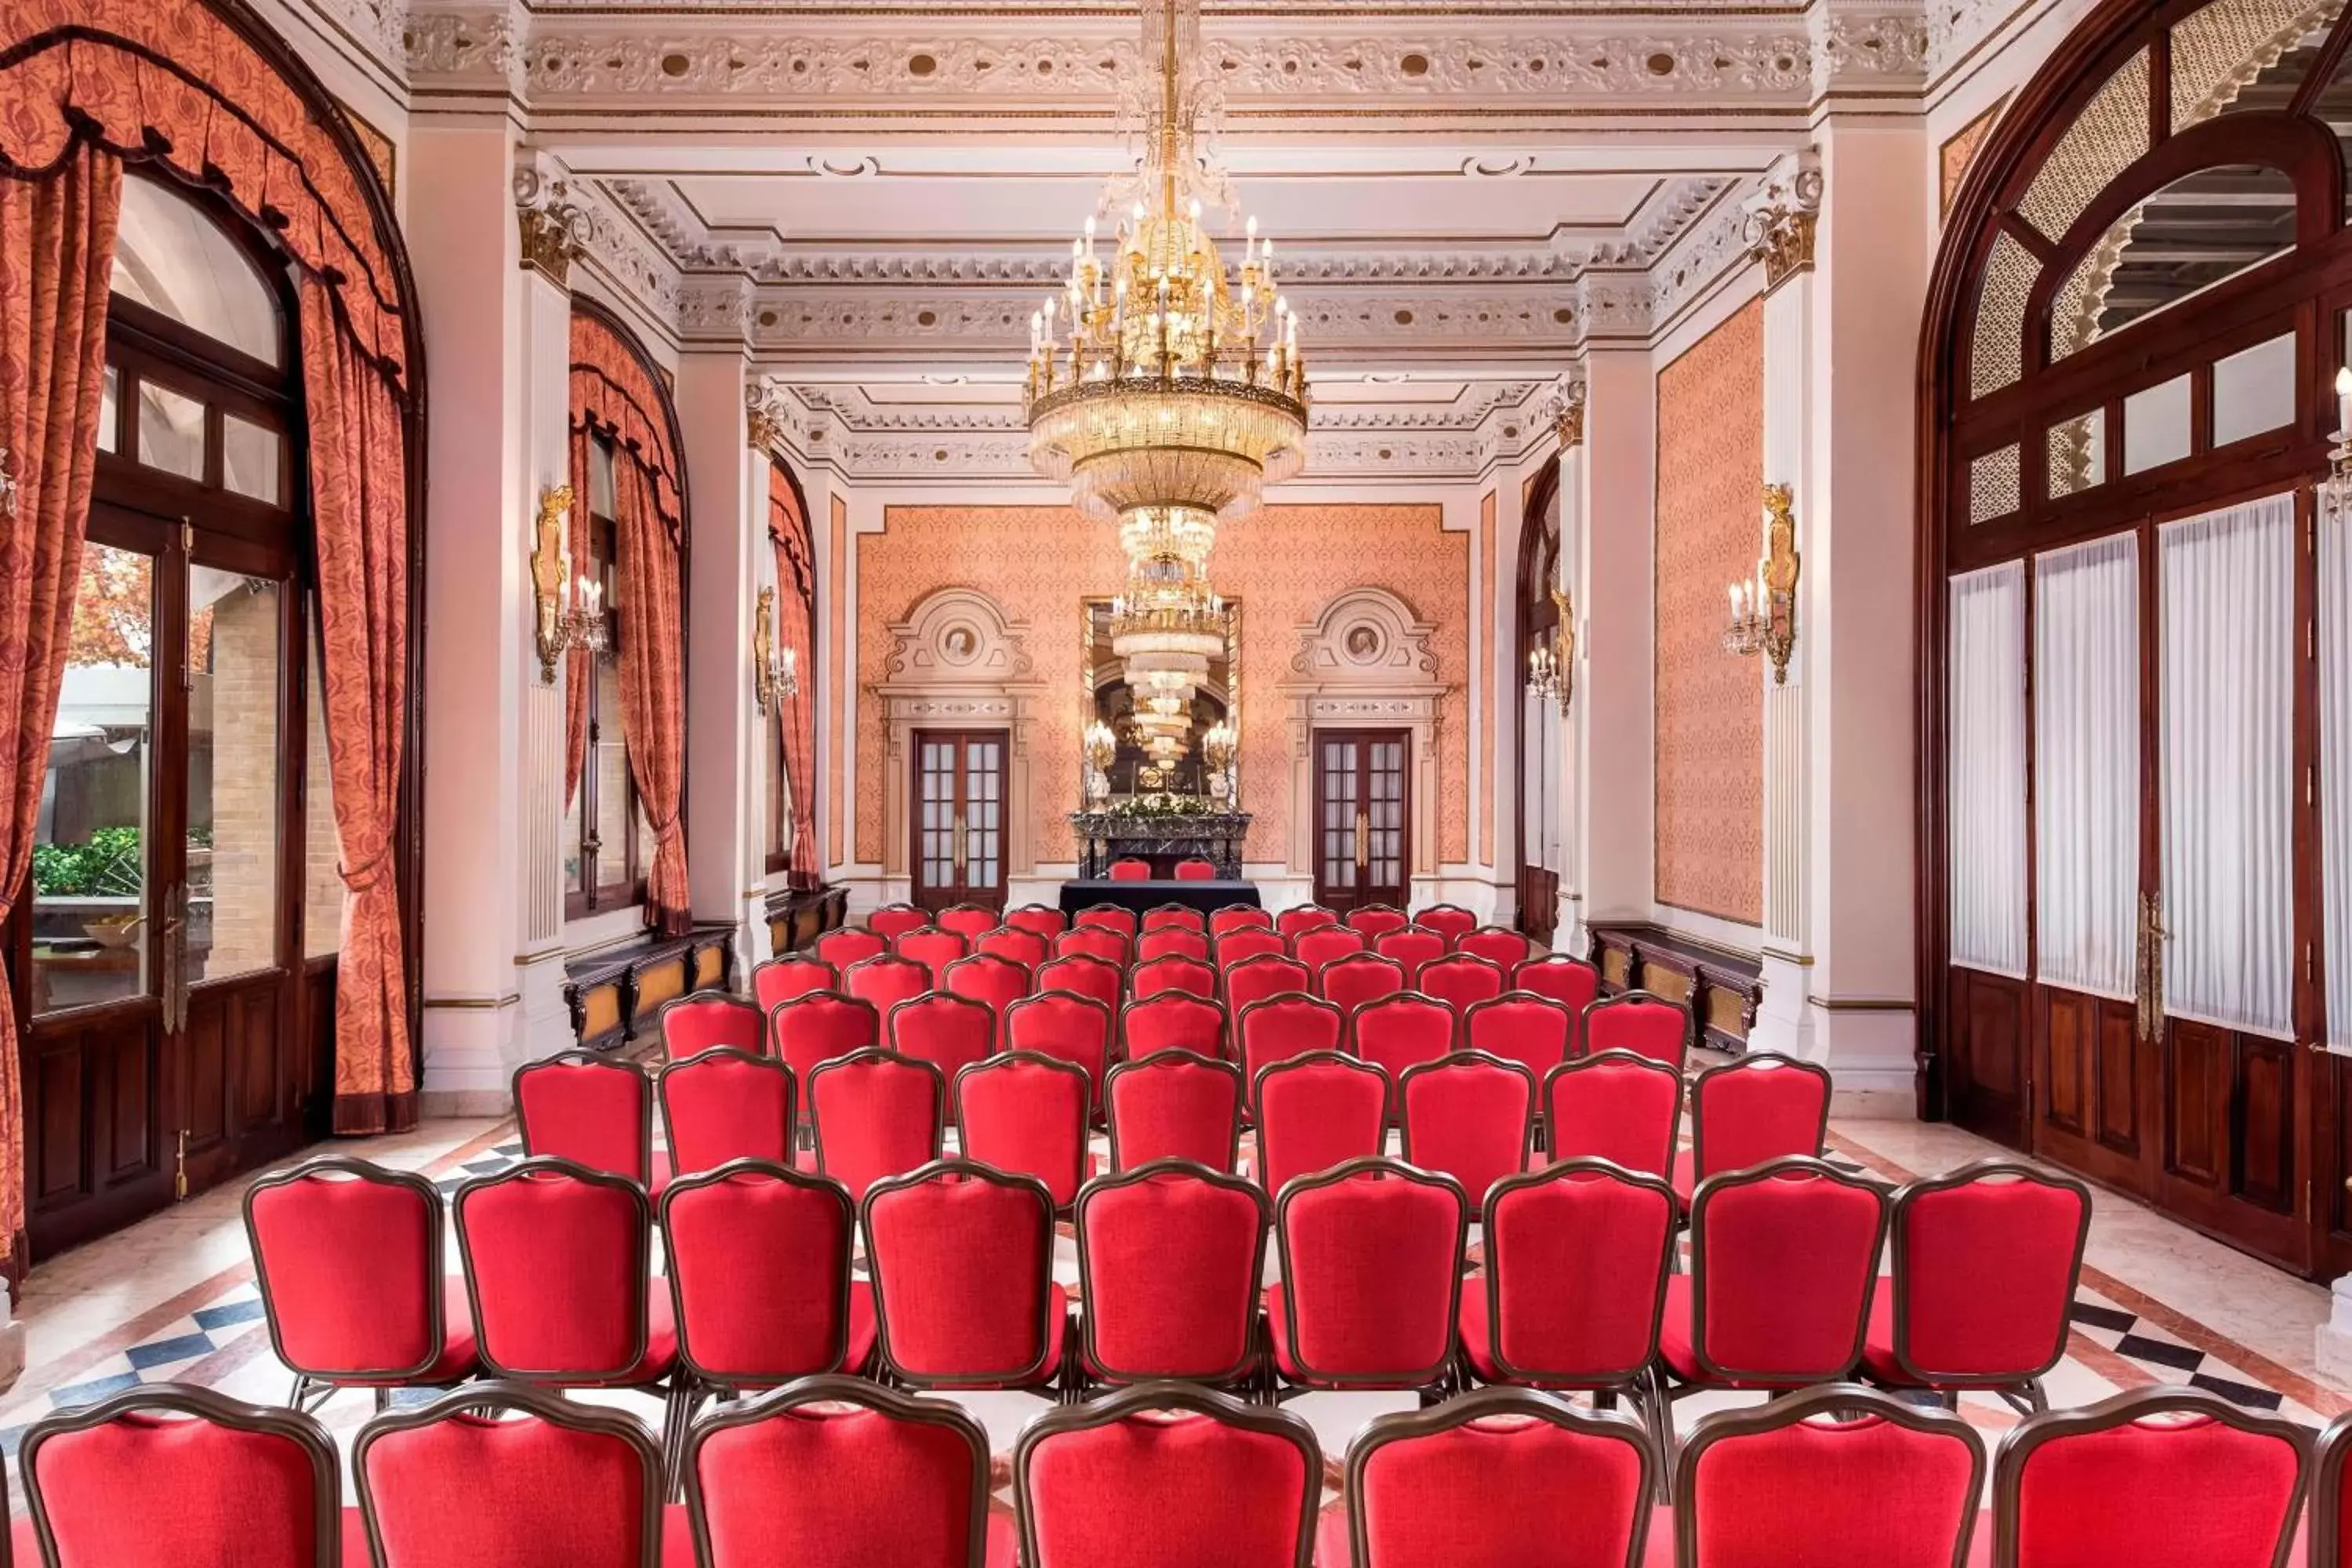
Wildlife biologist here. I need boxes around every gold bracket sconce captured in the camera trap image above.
[1724,481,1802,685]
[751,585,797,713]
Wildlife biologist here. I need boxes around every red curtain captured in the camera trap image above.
[0,146,122,1255]
[768,466,818,887]
[562,430,590,809]
[612,458,688,934]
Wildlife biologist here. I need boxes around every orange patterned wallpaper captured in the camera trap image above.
[1478,489,1496,868]
[828,494,847,869]
[1654,298,1765,925]
[855,504,1468,867]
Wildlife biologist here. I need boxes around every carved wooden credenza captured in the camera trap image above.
[1588,922,1764,1054]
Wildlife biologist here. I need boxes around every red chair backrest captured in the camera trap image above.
[1294,926,1367,978]
[1680,1388,1987,1568]
[750,956,838,1014]
[683,1381,990,1567]
[1224,955,1311,1029]
[1483,1161,1676,1387]
[1584,992,1692,1070]
[1462,992,1573,1076]
[1214,928,1287,970]
[1236,993,1344,1082]
[1687,1159,1889,1382]
[807,1050,946,1204]
[1511,956,1602,1045]
[1076,903,1141,938]
[945,953,1033,1050]
[1144,905,1207,933]
[1253,1051,1388,1196]
[1998,1391,2308,1568]
[454,1160,652,1380]
[1414,905,1477,945]
[660,1163,856,1382]
[1321,953,1406,1015]
[22,1388,339,1568]
[1345,1391,1657,1568]
[885,992,996,1084]
[1344,905,1410,940]
[245,1159,446,1382]
[1108,858,1152,881]
[1076,1163,1270,1383]
[1457,927,1530,971]
[1006,990,1115,1109]
[1137,927,1211,963]
[658,1050,796,1175]
[1274,1159,1468,1386]
[1121,992,1228,1063]
[513,1054,652,1185]
[1886,1162,2090,1385]
[1690,1053,1831,1181]
[956,1053,1091,1210]
[1016,1388,1319,1568]
[771,989,884,1084]
[894,928,969,987]
[840,953,929,1021]
[975,925,1049,971]
[936,903,999,940]
[868,904,930,940]
[1209,906,1273,937]
[1375,926,1449,982]
[1544,1051,1682,1178]
[1276,905,1341,941]
[863,1162,1059,1387]
[356,1390,661,1567]
[1349,992,1457,1083]
[1174,858,1219,880]
[1399,1052,1536,1216]
[1106,1051,1243,1172]
[812,927,886,971]
[1036,952,1124,1014]
[1133,954,1218,1000]
[1005,904,1069,938]
[1054,926,1131,967]
[664,991,753,1063]
[1418,954,1505,1016]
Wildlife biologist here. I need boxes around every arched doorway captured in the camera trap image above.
[1919,0,2352,1275]
[768,456,819,887]
[1515,463,1564,946]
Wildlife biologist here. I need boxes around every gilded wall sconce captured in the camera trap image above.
[1528,587,1574,713]
[1724,482,1802,684]
[529,485,606,683]
[752,585,798,713]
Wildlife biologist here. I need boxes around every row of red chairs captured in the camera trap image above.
[859,898,1485,946]
[23,1372,2315,1566]
[1106,855,1222,879]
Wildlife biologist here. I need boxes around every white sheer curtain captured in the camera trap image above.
[1947,562,2027,977]
[2034,532,2140,1000]
[1540,699,1563,873]
[2328,488,2352,1053]
[2159,492,2295,1040]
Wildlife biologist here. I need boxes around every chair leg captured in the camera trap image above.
[1640,1366,1676,1505]
[372,1387,392,1415]
[659,1381,699,1503]
[287,1373,312,1411]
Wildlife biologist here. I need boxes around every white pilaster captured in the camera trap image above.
[1554,407,1586,953]
[1576,350,1656,932]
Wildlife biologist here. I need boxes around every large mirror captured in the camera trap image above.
[1081,597,1240,805]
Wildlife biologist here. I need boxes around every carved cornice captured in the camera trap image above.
[306,0,407,69]
[1741,146,1823,290]
[1810,0,1930,95]
[402,1,524,92]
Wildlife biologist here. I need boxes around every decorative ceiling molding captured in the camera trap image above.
[1811,0,1931,95]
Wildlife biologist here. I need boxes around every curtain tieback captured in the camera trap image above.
[340,851,394,892]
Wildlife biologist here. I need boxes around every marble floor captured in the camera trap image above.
[0,1109,2341,1520]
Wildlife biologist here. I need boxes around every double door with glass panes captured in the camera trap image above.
[1313,731,1410,912]
[912,731,1006,913]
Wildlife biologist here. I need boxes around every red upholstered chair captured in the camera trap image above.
[1321,952,1406,1016]
[1682,1053,1833,1202]
[937,902,1000,941]
[1679,1385,1987,1568]
[862,1160,1071,1394]
[1418,953,1506,1018]
[868,902,931,940]
[659,1162,871,1394]
[681,1377,1007,1568]
[1376,925,1450,983]
[1544,1051,1683,1179]
[1144,903,1208,933]
[1462,991,1574,1078]
[812,926,887,972]
[1015,1384,1319,1568]
[1224,954,1312,1043]
[1350,991,1457,1086]
[244,1158,475,1413]
[1660,1157,1889,1410]
[2318,1412,2352,1568]
[946,952,1033,1050]
[1137,927,1211,963]
[1076,902,1142,938]
[1271,1157,1469,1393]
[1214,927,1287,969]
[1174,858,1220,880]
[887,992,997,1085]
[1007,990,1115,1112]
[1414,905,1478,946]
[1037,951,1125,1015]
[1276,904,1342,941]
[1341,1388,1659,1568]
[1210,905,1274,937]
[1457,927,1532,972]
[956,1052,1092,1212]
[655,991,760,1061]
[1236,993,1344,1083]
[1512,955,1602,1051]
[1054,925,1131,968]
[1253,1051,1389,1197]
[1584,991,1693,1070]
[1864,1160,2092,1414]
[770,989,884,1087]
[750,955,838,1015]
[1106,1050,1243,1172]
[1133,954,1218,1000]
[1463,1160,1676,1399]
[895,927,971,988]
[840,951,929,1021]
[1345,904,1410,941]
[1121,992,1229,1063]
[19,1385,340,1568]
[1294,924,1367,983]
[354,1385,662,1568]
[657,1050,796,1176]
[1398,1051,1537,1218]
[1006,903,1069,938]
[513,1053,663,1192]
[806,1049,946,1204]
[1108,858,1152,881]
[975,924,1049,972]
[1075,1161,1272,1389]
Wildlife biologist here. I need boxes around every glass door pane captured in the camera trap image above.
[966,739,1002,893]
[593,659,630,896]
[186,567,281,983]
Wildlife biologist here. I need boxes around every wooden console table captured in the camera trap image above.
[1587,922,1764,1054]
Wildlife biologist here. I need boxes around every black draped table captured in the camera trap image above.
[1058,880,1261,916]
